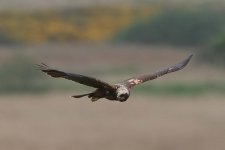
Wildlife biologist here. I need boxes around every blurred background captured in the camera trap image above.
[0,0,225,150]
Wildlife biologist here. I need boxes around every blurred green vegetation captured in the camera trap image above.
[134,82,225,96]
[1,57,224,96]
[113,8,225,66]
[1,6,225,66]
[113,9,225,46]
[199,31,225,66]
[0,56,50,93]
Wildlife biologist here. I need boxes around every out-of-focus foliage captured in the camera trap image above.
[199,32,225,66]
[135,82,225,96]
[113,9,225,46]
[0,5,160,44]
[0,57,50,93]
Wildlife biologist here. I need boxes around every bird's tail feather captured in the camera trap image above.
[72,93,92,98]
[72,92,101,102]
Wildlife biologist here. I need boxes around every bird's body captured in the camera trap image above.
[72,84,130,102]
[38,54,193,102]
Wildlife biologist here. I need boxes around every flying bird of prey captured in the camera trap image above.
[38,54,193,102]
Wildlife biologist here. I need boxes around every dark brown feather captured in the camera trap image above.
[121,54,193,89]
[37,63,116,90]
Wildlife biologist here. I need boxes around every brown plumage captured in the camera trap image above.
[37,54,193,102]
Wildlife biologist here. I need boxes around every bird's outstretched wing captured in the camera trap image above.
[120,54,193,89]
[37,63,116,91]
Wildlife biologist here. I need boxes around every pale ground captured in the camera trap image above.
[0,93,225,150]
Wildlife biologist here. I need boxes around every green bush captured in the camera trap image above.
[113,9,225,46]
[0,57,50,93]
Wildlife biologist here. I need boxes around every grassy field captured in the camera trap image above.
[0,44,224,90]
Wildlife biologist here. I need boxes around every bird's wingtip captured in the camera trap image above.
[188,54,194,59]
[181,53,193,67]
[186,53,194,63]
[175,53,193,70]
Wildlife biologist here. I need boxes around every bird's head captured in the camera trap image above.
[116,85,130,102]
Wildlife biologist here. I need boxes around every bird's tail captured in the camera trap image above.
[72,92,101,102]
[72,93,92,98]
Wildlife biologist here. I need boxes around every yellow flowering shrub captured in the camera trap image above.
[0,5,160,43]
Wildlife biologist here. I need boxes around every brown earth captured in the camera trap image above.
[0,93,225,150]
